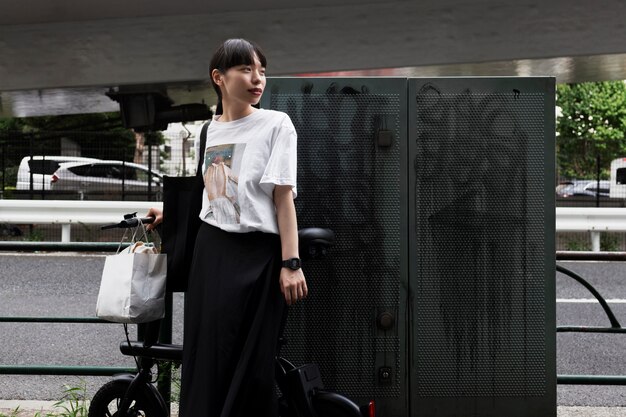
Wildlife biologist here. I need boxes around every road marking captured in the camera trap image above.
[557,298,626,304]
[0,252,107,258]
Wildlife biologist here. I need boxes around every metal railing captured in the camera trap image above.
[0,315,135,376]
[0,241,176,405]
[3,249,622,389]
[0,200,161,242]
[556,251,626,385]
[2,202,624,249]
[557,207,626,251]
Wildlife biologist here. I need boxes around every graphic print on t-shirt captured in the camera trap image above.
[203,143,245,225]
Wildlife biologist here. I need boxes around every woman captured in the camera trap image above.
[147,38,306,417]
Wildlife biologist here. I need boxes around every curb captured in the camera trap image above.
[0,402,624,417]
[0,400,180,416]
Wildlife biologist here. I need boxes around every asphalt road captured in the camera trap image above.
[0,253,185,402]
[556,261,626,407]
[0,254,624,408]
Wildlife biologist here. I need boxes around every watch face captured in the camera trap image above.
[284,258,301,270]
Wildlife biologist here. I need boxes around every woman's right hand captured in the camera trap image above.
[145,207,163,231]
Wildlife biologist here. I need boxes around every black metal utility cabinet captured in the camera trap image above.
[262,77,556,417]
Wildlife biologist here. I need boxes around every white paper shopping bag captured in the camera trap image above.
[96,250,167,323]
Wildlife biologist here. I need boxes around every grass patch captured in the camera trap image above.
[34,381,88,417]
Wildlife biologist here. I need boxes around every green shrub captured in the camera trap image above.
[601,233,621,252]
[564,235,590,251]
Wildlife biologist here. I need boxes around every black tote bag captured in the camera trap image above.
[162,122,208,292]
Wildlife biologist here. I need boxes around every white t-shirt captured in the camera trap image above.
[199,108,297,234]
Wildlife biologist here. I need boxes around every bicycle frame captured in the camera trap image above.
[108,368,168,417]
[93,216,369,417]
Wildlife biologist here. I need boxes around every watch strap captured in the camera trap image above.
[282,258,301,270]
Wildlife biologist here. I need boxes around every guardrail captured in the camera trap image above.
[2,202,625,249]
[0,200,162,242]
[556,207,626,251]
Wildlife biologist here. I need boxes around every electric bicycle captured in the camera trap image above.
[88,214,376,417]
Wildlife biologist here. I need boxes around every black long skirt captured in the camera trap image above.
[180,223,286,417]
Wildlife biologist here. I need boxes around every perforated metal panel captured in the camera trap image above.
[409,78,555,416]
[263,79,407,407]
[263,77,555,417]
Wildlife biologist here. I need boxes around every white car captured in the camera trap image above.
[556,180,610,198]
[16,155,100,190]
[50,160,163,200]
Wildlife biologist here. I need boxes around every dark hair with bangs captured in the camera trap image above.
[209,38,267,114]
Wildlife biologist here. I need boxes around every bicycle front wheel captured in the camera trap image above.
[88,379,165,417]
[313,390,363,417]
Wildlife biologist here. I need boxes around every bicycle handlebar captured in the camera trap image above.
[100,213,155,230]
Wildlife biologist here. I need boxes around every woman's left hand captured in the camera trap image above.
[279,268,308,306]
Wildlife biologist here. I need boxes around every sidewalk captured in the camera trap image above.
[1,401,624,417]
[0,400,180,416]
[558,408,626,417]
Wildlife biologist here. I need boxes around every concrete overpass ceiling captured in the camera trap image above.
[1,0,626,117]
[2,52,626,118]
[1,0,369,25]
[308,53,626,84]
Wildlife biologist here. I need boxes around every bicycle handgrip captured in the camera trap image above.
[100,216,155,230]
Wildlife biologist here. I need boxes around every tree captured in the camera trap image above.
[556,81,626,179]
[0,118,25,132]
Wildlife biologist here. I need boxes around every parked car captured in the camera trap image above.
[556,180,610,198]
[50,160,163,200]
[16,155,100,190]
[609,157,626,198]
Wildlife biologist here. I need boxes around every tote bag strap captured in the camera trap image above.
[162,120,210,293]
[196,121,210,175]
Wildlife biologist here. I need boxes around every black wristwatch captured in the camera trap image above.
[282,257,302,270]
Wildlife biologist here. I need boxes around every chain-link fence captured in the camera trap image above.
[0,128,200,242]
[3,130,626,248]
[556,135,626,250]
[556,135,626,207]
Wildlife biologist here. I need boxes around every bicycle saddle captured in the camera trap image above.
[298,228,335,260]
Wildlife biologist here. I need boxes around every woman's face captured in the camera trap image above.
[215,55,266,108]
